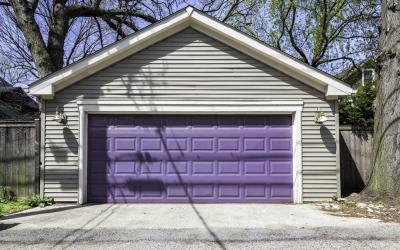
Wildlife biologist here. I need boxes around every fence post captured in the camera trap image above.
[34,118,41,195]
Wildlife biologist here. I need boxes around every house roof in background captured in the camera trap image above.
[0,77,13,89]
[29,6,354,99]
[0,86,39,120]
[336,57,377,85]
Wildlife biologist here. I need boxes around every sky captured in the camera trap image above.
[0,0,379,88]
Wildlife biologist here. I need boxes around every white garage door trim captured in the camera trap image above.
[77,99,304,204]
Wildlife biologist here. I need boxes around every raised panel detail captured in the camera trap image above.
[166,161,188,175]
[219,185,240,198]
[167,185,188,198]
[115,161,135,174]
[244,161,266,174]
[115,138,136,151]
[271,185,292,198]
[218,161,240,175]
[193,184,214,197]
[245,184,266,197]
[270,161,291,174]
[218,138,239,151]
[244,138,265,151]
[115,185,137,198]
[141,138,161,151]
[140,162,162,174]
[193,161,214,175]
[270,138,291,151]
[192,138,214,151]
[87,114,292,203]
[166,138,187,151]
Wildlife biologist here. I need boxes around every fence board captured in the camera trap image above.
[340,126,373,197]
[0,121,40,198]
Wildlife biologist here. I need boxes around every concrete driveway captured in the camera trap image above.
[1,204,400,249]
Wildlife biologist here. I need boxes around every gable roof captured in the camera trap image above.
[29,6,354,99]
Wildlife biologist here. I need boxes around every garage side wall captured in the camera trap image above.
[44,28,337,202]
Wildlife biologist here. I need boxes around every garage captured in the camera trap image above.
[30,7,354,203]
[87,115,293,203]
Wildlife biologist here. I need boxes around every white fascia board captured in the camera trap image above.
[30,84,53,96]
[325,85,352,97]
[189,10,353,97]
[29,9,191,97]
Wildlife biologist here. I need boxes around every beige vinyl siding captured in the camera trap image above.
[44,28,337,202]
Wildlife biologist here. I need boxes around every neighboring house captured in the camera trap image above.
[29,7,353,204]
[337,58,377,86]
[0,77,39,120]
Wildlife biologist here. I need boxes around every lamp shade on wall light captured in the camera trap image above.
[315,111,328,124]
[53,107,67,124]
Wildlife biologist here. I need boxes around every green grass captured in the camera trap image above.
[0,195,55,217]
[0,200,31,216]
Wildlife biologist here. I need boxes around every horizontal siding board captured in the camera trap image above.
[44,28,337,202]
[303,179,337,184]
[45,193,78,197]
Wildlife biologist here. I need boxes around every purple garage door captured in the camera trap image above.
[87,115,293,203]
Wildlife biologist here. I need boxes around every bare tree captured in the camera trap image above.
[253,0,380,73]
[0,0,260,85]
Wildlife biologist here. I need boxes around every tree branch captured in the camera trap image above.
[65,5,158,23]
[222,0,239,22]
[103,18,127,39]
[285,6,310,64]
[8,0,57,76]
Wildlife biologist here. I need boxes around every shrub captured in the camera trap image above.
[22,196,54,208]
[339,80,376,129]
[0,186,16,202]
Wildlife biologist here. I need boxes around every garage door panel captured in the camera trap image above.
[101,175,293,184]
[87,115,293,203]
[91,152,292,162]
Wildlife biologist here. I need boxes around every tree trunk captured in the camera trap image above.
[9,0,59,77]
[47,0,69,71]
[366,0,400,197]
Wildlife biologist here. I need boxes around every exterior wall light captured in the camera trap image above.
[315,111,328,124]
[54,107,67,124]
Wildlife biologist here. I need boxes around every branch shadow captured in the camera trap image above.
[51,204,117,249]
[154,125,227,250]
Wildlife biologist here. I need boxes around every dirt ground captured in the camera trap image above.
[319,193,400,223]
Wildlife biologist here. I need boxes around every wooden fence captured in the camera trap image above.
[340,126,373,197]
[0,120,40,198]
[0,120,377,199]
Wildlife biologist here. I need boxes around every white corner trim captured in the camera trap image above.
[335,101,341,198]
[292,109,303,203]
[78,107,88,204]
[39,100,46,198]
[76,100,304,204]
